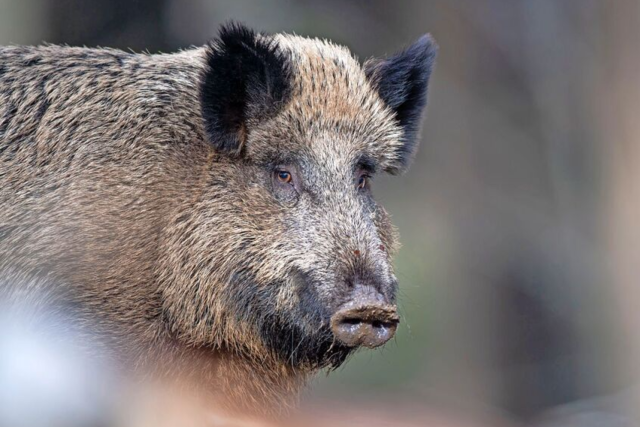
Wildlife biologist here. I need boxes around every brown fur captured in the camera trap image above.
[0,25,436,415]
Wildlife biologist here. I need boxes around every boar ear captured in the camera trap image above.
[365,35,437,173]
[200,22,292,156]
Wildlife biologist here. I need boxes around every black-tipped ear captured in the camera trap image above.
[200,23,292,156]
[365,35,437,173]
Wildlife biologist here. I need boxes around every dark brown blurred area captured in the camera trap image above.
[1,0,639,426]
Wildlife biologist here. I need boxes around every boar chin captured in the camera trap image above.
[258,312,353,369]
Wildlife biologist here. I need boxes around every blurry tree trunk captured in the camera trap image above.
[604,0,640,423]
[0,0,49,45]
[47,0,173,52]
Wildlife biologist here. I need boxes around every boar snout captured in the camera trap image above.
[330,285,399,349]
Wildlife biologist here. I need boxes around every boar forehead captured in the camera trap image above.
[244,34,404,170]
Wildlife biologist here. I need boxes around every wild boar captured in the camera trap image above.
[0,23,437,414]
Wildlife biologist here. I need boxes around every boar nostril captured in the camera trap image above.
[330,304,399,349]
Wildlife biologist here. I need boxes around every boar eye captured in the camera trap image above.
[276,170,293,184]
[357,174,370,190]
[272,167,299,204]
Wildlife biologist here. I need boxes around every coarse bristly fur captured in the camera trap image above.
[0,22,437,415]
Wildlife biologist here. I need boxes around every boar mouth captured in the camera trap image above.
[225,267,352,369]
[258,311,353,369]
[250,271,354,369]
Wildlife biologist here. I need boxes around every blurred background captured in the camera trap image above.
[1,1,640,426]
